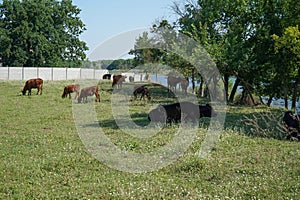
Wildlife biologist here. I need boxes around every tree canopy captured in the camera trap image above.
[0,0,88,67]
[131,0,300,108]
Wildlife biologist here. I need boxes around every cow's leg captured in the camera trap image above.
[75,92,79,100]
[140,92,145,100]
[68,92,71,99]
[133,91,137,100]
[28,89,31,95]
[95,93,100,102]
[39,86,43,95]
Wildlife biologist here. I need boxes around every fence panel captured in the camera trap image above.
[23,67,38,80]
[39,68,52,80]
[67,68,81,80]
[9,67,23,80]
[95,69,108,80]
[0,68,8,80]
[52,68,67,80]
[0,67,113,81]
[80,69,95,79]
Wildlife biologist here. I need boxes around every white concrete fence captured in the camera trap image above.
[0,67,151,83]
[0,67,109,81]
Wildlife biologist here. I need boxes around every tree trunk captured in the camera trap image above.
[284,81,288,109]
[229,78,241,103]
[267,95,273,107]
[192,68,195,94]
[248,91,255,105]
[198,76,204,97]
[224,74,229,102]
[239,88,246,104]
[291,70,300,109]
[258,96,266,105]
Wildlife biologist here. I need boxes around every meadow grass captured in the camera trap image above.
[0,80,299,199]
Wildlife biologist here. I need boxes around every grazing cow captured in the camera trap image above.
[180,77,189,94]
[62,84,80,99]
[78,86,100,103]
[148,102,217,123]
[112,74,127,89]
[22,78,43,95]
[133,85,151,101]
[283,111,300,140]
[103,74,111,80]
[167,76,182,93]
[129,76,134,82]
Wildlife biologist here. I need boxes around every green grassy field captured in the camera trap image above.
[0,80,299,199]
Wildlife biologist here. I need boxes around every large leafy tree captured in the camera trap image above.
[172,0,253,102]
[168,0,300,105]
[0,0,88,67]
[272,26,300,109]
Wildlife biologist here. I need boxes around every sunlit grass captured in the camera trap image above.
[0,80,299,199]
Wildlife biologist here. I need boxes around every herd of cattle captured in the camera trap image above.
[20,76,217,124]
[19,77,300,139]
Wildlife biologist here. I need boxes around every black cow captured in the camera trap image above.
[148,102,217,123]
[102,74,111,80]
[129,76,134,82]
[283,111,300,140]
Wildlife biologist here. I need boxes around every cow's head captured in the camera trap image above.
[21,89,26,95]
[200,104,217,117]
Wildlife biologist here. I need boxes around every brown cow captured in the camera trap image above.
[78,86,100,103]
[180,77,189,94]
[133,85,151,101]
[62,84,80,99]
[22,78,43,95]
[167,76,182,93]
[112,74,127,89]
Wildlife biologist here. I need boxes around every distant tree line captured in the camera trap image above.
[129,0,300,109]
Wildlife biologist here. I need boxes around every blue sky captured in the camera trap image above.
[72,0,177,59]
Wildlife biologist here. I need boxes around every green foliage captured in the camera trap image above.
[272,26,300,65]
[133,0,300,104]
[0,0,88,67]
